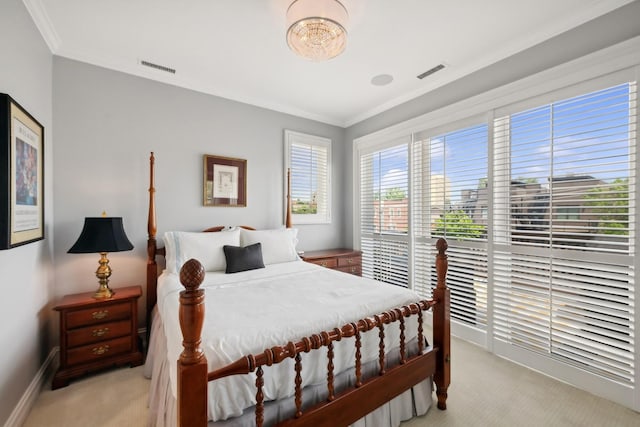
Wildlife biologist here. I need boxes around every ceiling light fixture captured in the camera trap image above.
[286,0,349,62]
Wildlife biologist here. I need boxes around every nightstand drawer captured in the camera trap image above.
[301,249,363,277]
[307,258,338,268]
[66,319,132,348]
[338,255,361,267]
[336,265,362,276]
[66,335,132,366]
[53,286,143,389]
[66,302,131,329]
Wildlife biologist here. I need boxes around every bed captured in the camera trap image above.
[143,152,451,426]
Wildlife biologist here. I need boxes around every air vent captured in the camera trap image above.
[140,60,176,74]
[417,64,445,80]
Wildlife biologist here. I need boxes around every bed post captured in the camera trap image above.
[147,152,158,331]
[178,259,208,427]
[432,238,450,410]
[285,168,292,228]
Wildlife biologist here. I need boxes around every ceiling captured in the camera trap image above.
[24,0,634,127]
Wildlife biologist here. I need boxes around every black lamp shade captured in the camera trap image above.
[68,217,134,253]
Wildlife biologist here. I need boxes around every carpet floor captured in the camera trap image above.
[23,336,640,426]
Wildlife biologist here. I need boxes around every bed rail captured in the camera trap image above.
[176,238,450,427]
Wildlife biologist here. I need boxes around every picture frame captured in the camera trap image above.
[203,154,246,207]
[0,94,45,249]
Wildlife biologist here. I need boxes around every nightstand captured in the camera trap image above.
[52,286,144,389]
[301,248,362,276]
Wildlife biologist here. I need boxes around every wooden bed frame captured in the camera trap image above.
[145,152,451,426]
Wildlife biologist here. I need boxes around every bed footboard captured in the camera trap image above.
[176,239,451,427]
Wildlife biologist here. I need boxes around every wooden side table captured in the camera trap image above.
[52,285,144,389]
[301,248,362,276]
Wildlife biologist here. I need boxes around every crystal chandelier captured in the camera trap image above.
[286,0,349,62]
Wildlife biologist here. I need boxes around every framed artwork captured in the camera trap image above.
[0,94,45,249]
[203,154,246,207]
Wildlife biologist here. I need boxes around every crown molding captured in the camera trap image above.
[22,0,60,53]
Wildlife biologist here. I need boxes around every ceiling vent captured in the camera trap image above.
[140,60,176,74]
[417,64,445,80]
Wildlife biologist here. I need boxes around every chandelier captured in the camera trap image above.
[286,0,349,61]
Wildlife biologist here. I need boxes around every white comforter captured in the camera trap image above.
[157,260,424,422]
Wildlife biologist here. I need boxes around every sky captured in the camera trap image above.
[371,82,633,203]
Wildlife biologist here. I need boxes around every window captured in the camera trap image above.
[493,82,636,386]
[354,48,639,409]
[556,207,581,220]
[412,123,489,327]
[284,130,331,224]
[359,140,409,287]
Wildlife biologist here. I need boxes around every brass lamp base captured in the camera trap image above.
[93,252,115,299]
[93,283,115,299]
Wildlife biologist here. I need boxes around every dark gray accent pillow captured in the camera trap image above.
[223,243,265,274]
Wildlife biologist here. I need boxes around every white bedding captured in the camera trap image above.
[157,260,425,422]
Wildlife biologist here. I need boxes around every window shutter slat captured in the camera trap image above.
[493,82,636,386]
[360,144,409,287]
[285,131,331,224]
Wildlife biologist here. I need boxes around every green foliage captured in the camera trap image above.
[433,210,485,240]
[293,199,317,214]
[293,205,317,214]
[383,187,407,200]
[584,178,629,235]
[515,177,539,184]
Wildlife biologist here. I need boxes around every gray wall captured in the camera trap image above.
[342,0,640,248]
[1,1,639,424]
[0,0,53,424]
[52,58,346,322]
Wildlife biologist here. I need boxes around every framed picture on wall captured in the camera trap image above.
[203,154,246,207]
[0,94,45,249]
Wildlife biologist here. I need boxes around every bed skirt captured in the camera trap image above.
[144,309,433,427]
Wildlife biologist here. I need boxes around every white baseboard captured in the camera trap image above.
[3,347,58,427]
[4,329,147,427]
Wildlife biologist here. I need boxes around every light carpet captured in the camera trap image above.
[23,336,640,426]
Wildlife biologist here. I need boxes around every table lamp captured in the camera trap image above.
[68,216,134,299]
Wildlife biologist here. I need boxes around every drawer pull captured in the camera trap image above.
[350,267,357,273]
[347,258,354,264]
[320,261,328,267]
[92,310,109,320]
[92,345,110,355]
[92,327,110,337]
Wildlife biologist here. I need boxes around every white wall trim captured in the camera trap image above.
[352,36,640,246]
[23,4,342,126]
[4,328,147,427]
[284,130,333,225]
[3,327,148,427]
[3,347,58,427]
[353,35,640,258]
[493,340,635,410]
[352,33,640,412]
[22,0,60,52]
[353,35,640,151]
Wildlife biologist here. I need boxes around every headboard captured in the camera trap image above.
[145,152,293,327]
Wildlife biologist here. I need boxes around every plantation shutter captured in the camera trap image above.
[285,130,331,224]
[412,123,489,327]
[359,141,409,287]
[493,82,636,385]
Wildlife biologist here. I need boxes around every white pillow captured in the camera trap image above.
[240,228,299,265]
[163,229,241,273]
